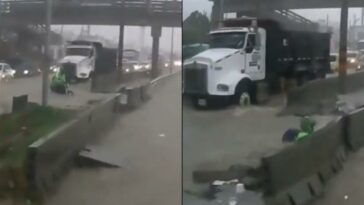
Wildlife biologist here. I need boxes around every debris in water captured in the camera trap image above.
[159,133,166,137]
[344,195,348,200]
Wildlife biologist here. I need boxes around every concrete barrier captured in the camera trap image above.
[125,86,143,108]
[91,71,150,93]
[262,117,347,205]
[121,71,150,83]
[346,108,364,151]
[91,72,118,93]
[285,71,364,115]
[118,70,180,110]
[26,95,119,196]
[150,70,180,91]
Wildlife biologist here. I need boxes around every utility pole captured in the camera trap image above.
[339,0,348,94]
[87,25,91,36]
[169,27,174,74]
[219,0,224,28]
[140,26,145,59]
[42,0,52,106]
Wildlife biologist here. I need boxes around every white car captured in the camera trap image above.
[0,63,15,81]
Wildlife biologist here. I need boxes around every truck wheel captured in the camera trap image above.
[234,82,251,108]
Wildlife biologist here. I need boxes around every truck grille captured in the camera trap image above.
[61,63,76,83]
[183,63,208,94]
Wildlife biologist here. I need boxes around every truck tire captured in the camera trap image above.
[234,81,252,108]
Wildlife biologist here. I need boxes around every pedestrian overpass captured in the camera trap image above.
[0,0,180,26]
[211,0,364,11]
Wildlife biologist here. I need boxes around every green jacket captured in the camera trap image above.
[295,117,316,142]
[51,72,66,87]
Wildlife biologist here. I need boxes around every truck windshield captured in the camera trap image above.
[66,48,91,56]
[208,32,246,49]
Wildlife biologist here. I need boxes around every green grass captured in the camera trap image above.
[0,104,73,167]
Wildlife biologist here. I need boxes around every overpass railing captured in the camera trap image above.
[275,9,315,26]
[0,0,181,14]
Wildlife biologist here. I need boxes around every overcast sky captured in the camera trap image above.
[183,0,363,25]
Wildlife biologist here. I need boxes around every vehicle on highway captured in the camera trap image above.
[358,55,364,70]
[7,58,40,78]
[330,53,339,72]
[164,59,182,69]
[347,50,359,69]
[58,40,100,82]
[183,18,331,107]
[122,49,140,73]
[137,61,152,71]
[0,62,15,81]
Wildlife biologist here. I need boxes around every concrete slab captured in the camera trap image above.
[77,145,124,168]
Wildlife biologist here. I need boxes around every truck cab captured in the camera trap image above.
[184,18,330,108]
[183,26,266,107]
[58,41,98,82]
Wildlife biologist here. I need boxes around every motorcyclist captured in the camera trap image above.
[50,68,72,95]
[282,116,316,143]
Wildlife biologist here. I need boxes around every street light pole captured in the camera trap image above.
[42,0,52,106]
[219,0,224,28]
[339,0,348,94]
[169,27,174,74]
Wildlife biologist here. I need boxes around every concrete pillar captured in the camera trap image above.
[151,25,161,78]
[117,24,124,82]
[339,0,348,94]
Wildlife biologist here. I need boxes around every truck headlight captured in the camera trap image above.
[214,66,223,71]
[164,63,169,67]
[144,64,150,69]
[23,70,29,75]
[51,65,60,73]
[217,84,229,92]
[350,58,356,63]
[125,68,130,73]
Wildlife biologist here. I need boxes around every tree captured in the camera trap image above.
[183,11,210,45]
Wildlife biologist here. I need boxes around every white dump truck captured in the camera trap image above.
[57,40,101,82]
[183,18,330,107]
